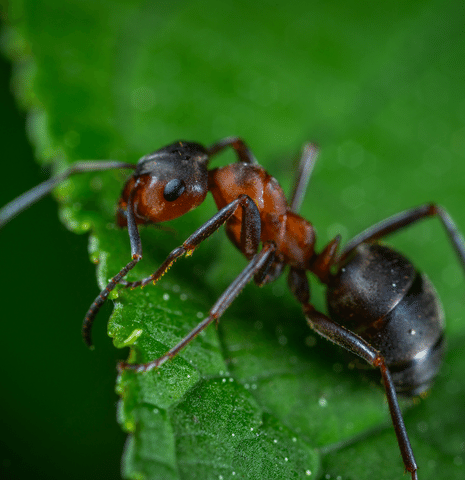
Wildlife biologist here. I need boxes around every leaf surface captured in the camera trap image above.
[2,1,465,479]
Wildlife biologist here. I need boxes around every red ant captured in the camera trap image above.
[1,137,465,479]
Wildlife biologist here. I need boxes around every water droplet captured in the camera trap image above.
[417,421,428,433]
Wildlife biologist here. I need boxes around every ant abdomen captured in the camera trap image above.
[327,243,445,396]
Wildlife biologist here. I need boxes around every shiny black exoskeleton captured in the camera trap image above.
[327,243,445,397]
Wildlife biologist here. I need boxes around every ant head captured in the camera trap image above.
[118,141,210,225]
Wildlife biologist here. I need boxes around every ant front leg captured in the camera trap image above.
[85,193,261,346]
[339,203,465,273]
[0,160,135,228]
[119,194,266,371]
[82,189,142,347]
[120,193,261,291]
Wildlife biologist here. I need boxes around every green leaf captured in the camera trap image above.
[2,1,465,479]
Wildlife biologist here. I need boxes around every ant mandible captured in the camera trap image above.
[1,137,465,480]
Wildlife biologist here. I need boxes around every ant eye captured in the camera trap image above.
[163,179,186,201]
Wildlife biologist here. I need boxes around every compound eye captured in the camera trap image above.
[163,179,186,201]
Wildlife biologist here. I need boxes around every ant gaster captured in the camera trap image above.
[2,137,465,480]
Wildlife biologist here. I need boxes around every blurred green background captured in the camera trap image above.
[0,43,127,480]
[1,1,464,479]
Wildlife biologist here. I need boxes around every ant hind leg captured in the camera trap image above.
[287,267,418,479]
[339,203,465,273]
[303,305,418,480]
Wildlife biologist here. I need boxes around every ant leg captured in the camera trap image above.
[287,270,418,479]
[120,193,261,289]
[309,235,342,283]
[0,160,135,227]
[304,304,418,480]
[119,242,276,372]
[82,190,142,347]
[207,137,258,164]
[339,203,465,272]
[289,143,319,214]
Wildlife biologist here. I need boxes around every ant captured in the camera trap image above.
[1,137,465,479]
